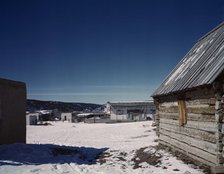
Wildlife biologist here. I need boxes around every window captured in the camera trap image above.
[178,100,187,126]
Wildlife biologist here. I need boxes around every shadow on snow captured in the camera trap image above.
[0,143,109,166]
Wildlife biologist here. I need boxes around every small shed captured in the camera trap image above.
[26,113,39,125]
[152,22,224,173]
[0,78,26,144]
[61,112,72,122]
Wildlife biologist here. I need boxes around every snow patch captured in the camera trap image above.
[0,121,206,174]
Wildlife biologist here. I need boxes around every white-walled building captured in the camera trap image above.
[61,112,72,122]
[106,101,155,121]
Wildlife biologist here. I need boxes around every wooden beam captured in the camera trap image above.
[160,118,217,132]
[160,128,216,155]
[160,122,216,143]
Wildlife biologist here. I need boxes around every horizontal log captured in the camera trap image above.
[160,118,217,132]
[159,101,178,107]
[159,140,216,167]
[159,112,215,122]
[187,106,215,115]
[159,106,179,113]
[159,112,178,120]
[159,97,215,107]
[160,122,216,143]
[159,105,215,115]
[186,104,210,108]
[185,98,216,106]
[160,134,217,164]
[159,128,216,155]
[187,113,215,122]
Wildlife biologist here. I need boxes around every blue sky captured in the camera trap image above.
[0,0,224,104]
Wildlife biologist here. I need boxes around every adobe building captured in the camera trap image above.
[0,78,26,144]
[152,23,224,173]
[61,112,73,122]
[106,101,155,121]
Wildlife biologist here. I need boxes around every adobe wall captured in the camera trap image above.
[0,78,26,144]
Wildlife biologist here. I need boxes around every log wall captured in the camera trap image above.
[156,87,220,167]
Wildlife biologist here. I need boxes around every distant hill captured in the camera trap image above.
[27,99,103,112]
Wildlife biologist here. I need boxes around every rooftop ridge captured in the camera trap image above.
[197,21,224,42]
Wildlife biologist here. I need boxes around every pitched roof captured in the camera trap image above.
[152,22,224,97]
[107,100,154,107]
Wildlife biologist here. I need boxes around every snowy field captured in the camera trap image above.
[0,121,207,174]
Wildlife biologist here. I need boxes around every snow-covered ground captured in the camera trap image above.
[0,121,206,174]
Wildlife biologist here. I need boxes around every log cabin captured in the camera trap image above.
[152,22,224,173]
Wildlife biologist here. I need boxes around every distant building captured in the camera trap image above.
[0,78,26,144]
[52,109,61,120]
[106,101,155,121]
[26,112,39,125]
[61,112,72,122]
[76,112,110,123]
[37,110,52,121]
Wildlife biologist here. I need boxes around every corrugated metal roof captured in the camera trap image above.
[107,100,154,107]
[152,22,224,97]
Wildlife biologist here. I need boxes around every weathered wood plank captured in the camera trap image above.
[159,128,216,155]
[186,97,215,105]
[187,113,215,122]
[159,112,215,122]
[159,97,216,107]
[160,134,217,164]
[160,122,216,143]
[159,112,178,120]
[187,106,215,114]
[160,118,217,132]
[186,104,210,108]
[159,104,215,115]
[159,105,179,113]
[159,101,178,107]
[185,98,216,106]
[159,140,216,167]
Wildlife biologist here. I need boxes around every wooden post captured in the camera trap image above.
[212,88,224,173]
[216,92,224,164]
[178,100,187,126]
